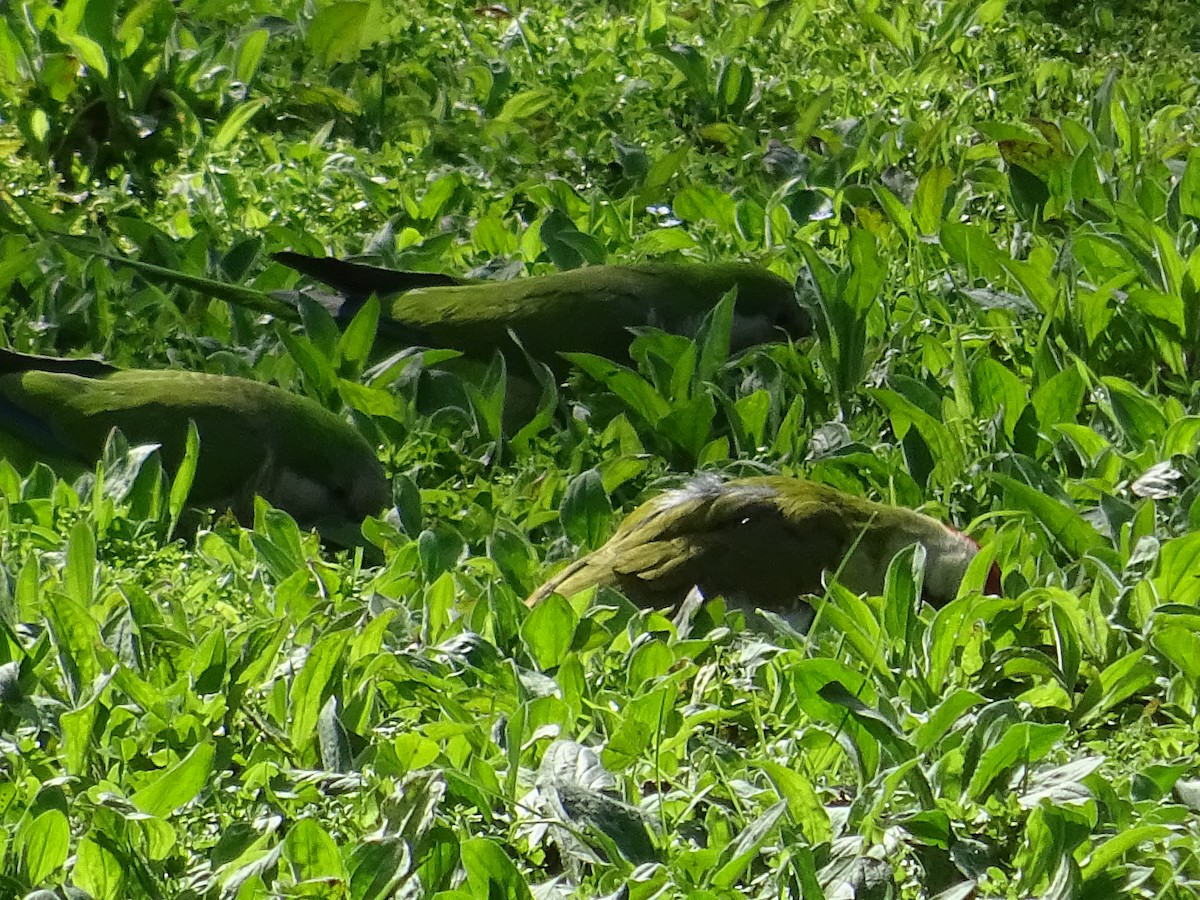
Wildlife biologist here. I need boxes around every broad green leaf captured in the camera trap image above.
[913,166,954,235]
[337,296,380,376]
[695,287,736,384]
[915,689,986,752]
[1098,377,1168,446]
[758,761,831,844]
[967,722,1068,799]
[307,1,373,65]
[1180,147,1200,219]
[560,468,611,549]
[167,419,200,537]
[563,354,670,424]
[20,809,69,883]
[497,89,556,122]
[65,517,96,607]
[348,835,410,900]
[285,818,348,883]
[236,28,270,84]
[1154,533,1200,604]
[711,800,787,888]
[603,686,675,771]
[994,475,1107,557]
[1079,649,1158,725]
[1031,365,1085,430]
[973,357,1029,440]
[73,835,123,900]
[210,98,268,152]
[940,222,1007,282]
[845,228,885,315]
[460,838,533,900]
[520,593,576,670]
[1150,624,1200,681]
[289,630,352,748]
[131,741,215,817]
[1080,825,1172,881]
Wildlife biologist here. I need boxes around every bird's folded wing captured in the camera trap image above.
[610,537,709,583]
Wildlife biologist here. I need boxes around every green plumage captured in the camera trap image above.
[527,475,985,619]
[273,253,811,362]
[74,242,810,364]
[0,350,390,531]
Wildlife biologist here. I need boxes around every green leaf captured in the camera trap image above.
[236,28,270,84]
[564,355,672,424]
[131,741,216,817]
[1180,147,1200,219]
[674,184,735,230]
[1154,533,1200,604]
[1031,364,1086,430]
[521,593,577,670]
[940,222,1008,283]
[881,542,922,669]
[73,835,123,900]
[337,296,380,376]
[860,10,910,54]
[65,517,96,607]
[1099,376,1168,446]
[289,630,352,748]
[695,287,736,384]
[496,89,556,122]
[167,419,200,537]
[993,475,1108,557]
[967,722,1068,799]
[286,818,348,883]
[1080,825,1172,881]
[45,593,103,705]
[1078,649,1158,725]
[307,1,374,65]
[711,800,787,888]
[460,838,533,900]
[560,468,611,548]
[758,761,830,844]
[973,357,1029,440]
[603,686,675,771]
[210,98,268,152]
[912,166,954,235]
[715,59,753,116]
[348,835,412,900]
[20,809,69,884]
[654,43,710,102]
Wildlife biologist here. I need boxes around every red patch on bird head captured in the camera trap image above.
[951,527,1003,596]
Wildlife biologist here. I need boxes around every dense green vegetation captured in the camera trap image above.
[2,0,1200,896]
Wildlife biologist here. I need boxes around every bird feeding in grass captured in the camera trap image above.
[527,475,1001,628]
[0,348,390,537]
[269,251,812,366]
[64,239,811,365]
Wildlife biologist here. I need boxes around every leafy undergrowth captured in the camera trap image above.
[3,0,1200,897]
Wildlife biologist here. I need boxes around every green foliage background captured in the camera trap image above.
[2,0,1200,896]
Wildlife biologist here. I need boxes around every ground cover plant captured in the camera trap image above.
[2,0,1200,896]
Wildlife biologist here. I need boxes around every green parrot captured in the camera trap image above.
[68,241,809,366]
[0,349,390,534]
[269,251,812,364]
[527,475,1001,626]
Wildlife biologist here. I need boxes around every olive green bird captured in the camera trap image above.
[0,349,390,534]
[70,242,809,365]
[270,251,811,363]
[527,475,1001,626]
